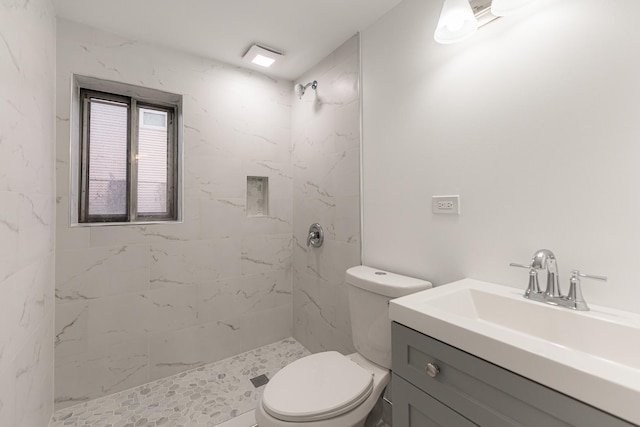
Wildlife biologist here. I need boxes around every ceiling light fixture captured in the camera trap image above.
[434,0,478,45]
[242,44,283,68]
[434,0,534,44]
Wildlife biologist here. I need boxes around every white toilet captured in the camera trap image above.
[255,266,432,427]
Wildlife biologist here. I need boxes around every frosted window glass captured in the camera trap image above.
[88,101,128,216]
[137,108,168,214]
[142,110,166,128]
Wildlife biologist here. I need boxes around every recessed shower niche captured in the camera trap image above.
[247,176,269,217]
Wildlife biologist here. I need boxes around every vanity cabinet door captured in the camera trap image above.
[393,374,478,427]
[392,322,637,427]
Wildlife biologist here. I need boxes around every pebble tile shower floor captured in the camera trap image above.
[50,338,310,427]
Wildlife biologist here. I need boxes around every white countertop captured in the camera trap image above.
[389,278,640,425]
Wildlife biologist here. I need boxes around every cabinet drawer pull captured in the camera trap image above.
[426,362,440,378]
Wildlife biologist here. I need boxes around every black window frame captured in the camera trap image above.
[79,89,178,224]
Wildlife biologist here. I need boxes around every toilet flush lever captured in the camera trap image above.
[307,223,324,248]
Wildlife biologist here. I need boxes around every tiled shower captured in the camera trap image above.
[53,18,361,413]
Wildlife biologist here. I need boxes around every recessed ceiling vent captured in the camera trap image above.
[242,44,283,68]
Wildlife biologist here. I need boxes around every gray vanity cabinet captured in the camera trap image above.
[391,322,637,427]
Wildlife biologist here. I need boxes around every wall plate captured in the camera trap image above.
[432,195,461,215]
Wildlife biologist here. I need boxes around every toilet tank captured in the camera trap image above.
[345,266,432,369]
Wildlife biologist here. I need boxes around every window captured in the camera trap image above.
[79,89,179,223]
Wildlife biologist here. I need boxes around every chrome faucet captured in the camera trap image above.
[510,249,606,311]
[530,249,562,300]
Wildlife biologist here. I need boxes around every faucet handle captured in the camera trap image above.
[566,270,607,311]
[510,263,544,301]
[571,270,607,282]
[509,262,531,269]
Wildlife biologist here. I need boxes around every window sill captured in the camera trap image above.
[70,220,183,228]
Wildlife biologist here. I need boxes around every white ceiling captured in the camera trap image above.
[52,0,402,81]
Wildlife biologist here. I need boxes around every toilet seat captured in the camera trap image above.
[262,351,374,422]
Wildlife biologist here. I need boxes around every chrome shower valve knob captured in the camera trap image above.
[306,223,324,248]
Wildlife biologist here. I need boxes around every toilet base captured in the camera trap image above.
[255,353,390,427]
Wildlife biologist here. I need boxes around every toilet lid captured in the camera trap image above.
[262,351,374,422]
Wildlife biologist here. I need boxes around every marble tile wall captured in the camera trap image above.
[0,0,57,426]
[55,20,293,409]
[291,35,362,354]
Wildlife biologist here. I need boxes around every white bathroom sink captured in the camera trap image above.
[389,279,640,425]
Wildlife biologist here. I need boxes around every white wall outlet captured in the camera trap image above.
[432,195,460,215]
